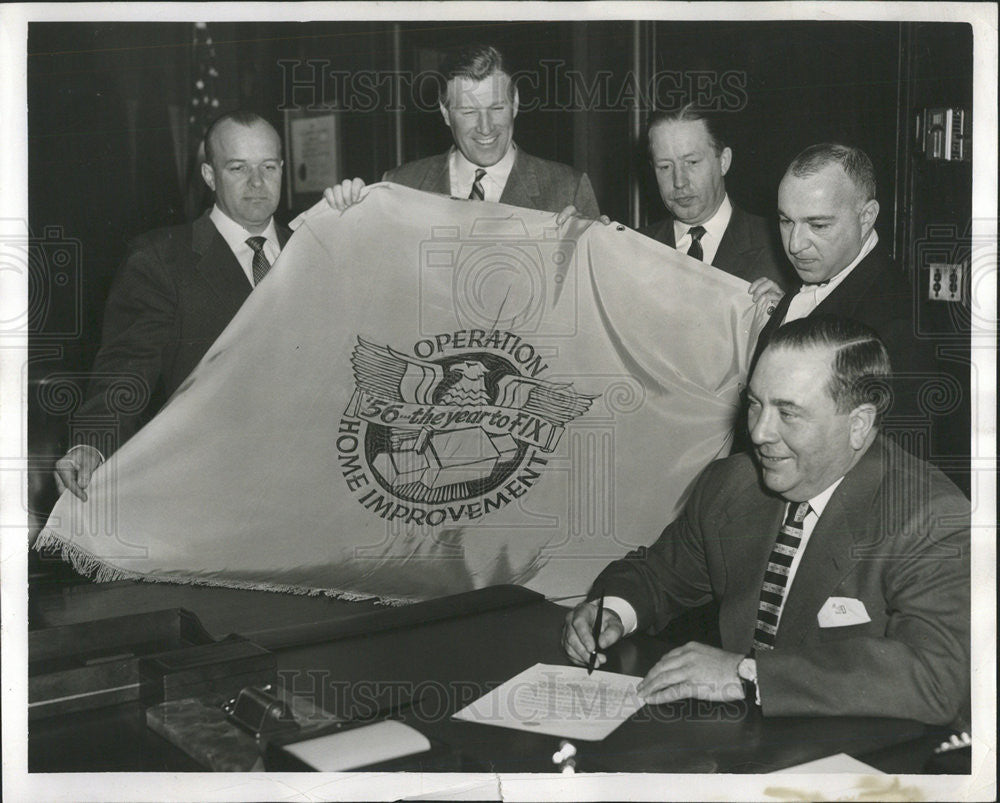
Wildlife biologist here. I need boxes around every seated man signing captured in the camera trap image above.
[562,314,969,727]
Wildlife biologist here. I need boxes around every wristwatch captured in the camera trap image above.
[737,656,758,703]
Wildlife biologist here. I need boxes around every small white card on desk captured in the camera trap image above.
[452,662,645,741]
[281,720,430,771]
[817,596,871,628]
[774,752,884,774]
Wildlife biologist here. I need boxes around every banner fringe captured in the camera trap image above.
[32,529,413,607]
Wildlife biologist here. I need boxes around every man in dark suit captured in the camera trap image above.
[328,44,599,217]
[563,315,969,727]
[54,111,291,500]
[638,106,791,291]
[750,143,955,483]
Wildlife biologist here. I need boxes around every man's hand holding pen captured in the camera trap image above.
[562,597,624,670]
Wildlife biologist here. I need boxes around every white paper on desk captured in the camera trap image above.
[775,752,884,774]
[281,720,430,771]
[452,662,645,741]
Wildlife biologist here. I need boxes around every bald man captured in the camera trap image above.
[750,144,950,466]
[55,111,291,501]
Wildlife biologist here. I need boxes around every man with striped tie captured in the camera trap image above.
[562,315,969,727]
[54,111,290,501]
[327,44,600,218]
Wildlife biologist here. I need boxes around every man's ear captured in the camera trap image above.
[848,403,877,450]
[439,101,452,129]
[512,86,519,118]
[859,198,879,236]
[200,162,216,191]
[719,147,733,176]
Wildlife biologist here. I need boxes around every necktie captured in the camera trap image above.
[246,236,271,286]
[686,225,707,261]
[751,501,811,654]
[469,168,487,200]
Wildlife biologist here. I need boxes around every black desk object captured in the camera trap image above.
[28,580,943,774]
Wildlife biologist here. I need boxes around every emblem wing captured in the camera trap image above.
[351,338,445,405]
[494,375,596,426]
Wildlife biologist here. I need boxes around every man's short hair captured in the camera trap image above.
[786,143,877,202]
[646,103,728,157]
[768,314,892,422]
[203,111,273,166]
[438,44,515,106]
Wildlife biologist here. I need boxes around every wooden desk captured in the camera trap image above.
[28,579,943,774]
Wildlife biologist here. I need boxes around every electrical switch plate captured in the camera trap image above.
[928,263,964,303]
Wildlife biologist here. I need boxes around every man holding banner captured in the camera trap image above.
[38,180,769,602]
[53,112,290,501]
[328,44,600,216]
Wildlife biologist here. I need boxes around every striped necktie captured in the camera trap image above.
[246,236,271,286]
[469,168,487,200]
[751,501,811,654]
[686,225,707,261]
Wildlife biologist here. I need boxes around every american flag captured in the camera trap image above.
[189,22,219,157]
[184,22,219,219]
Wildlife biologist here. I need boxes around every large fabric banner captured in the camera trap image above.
[38,184,768,602]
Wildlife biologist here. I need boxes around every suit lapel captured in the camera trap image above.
[499,150,541,210]
[423,153,451,195]
[713,206,750,270]
[275,221,292,248]
[751,247,886,378]
[659,219,677,248]
[749,291,793,375]
[718,480,785,652]
[191,212,252,312]
[641,218,676,247]
[774,441,886,647]
[812,246,885,318]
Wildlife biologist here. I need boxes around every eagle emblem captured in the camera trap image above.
[346,337,595,504]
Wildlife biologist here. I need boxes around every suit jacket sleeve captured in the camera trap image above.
[591,459,724,631]
[73,239,178,453]
[756,480,970,727]
[574,173,601,219]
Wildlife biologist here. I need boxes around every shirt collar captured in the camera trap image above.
[804,476,845,519]
[802,229,879,292]
[673,194,732,244]
[210,205,278,254]
[450,142,517,191]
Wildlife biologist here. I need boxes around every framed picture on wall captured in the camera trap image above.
[283,109,341,212]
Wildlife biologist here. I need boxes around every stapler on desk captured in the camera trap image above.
[146,682,343,772]
[223,684,457,772]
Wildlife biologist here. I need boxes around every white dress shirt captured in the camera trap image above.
[210,205,281,287]
[605,477,845,638]
[672,194,733,268]
[448,144,517,202]
[784,230,878,323]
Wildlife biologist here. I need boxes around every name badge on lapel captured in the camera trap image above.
[817,596,871,628]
